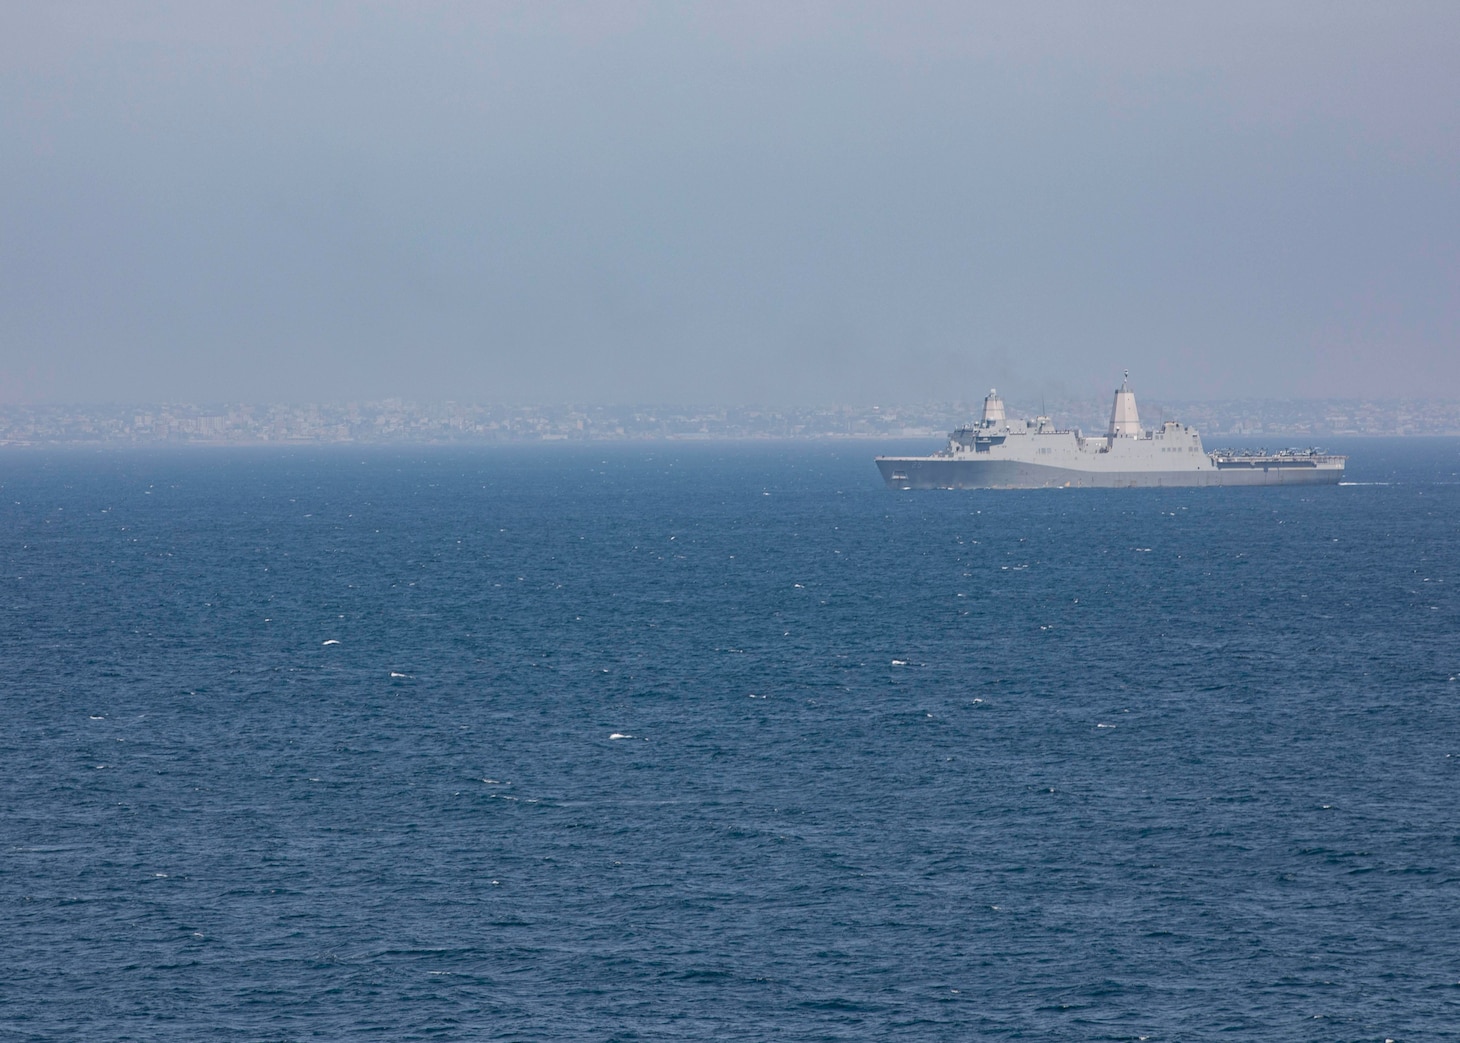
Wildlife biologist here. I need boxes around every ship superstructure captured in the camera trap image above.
[875,376,1345,489]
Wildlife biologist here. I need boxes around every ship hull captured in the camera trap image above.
[875,456,1344,490]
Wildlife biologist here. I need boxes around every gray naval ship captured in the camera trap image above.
[876,376,1346,489]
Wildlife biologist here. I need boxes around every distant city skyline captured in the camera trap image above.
[5,394,1458,447]
[5,3,1459,405]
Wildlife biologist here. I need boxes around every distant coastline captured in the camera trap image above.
[2,398,1458,447]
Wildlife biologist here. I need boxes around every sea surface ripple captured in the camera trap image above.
[2,439,1458,1041]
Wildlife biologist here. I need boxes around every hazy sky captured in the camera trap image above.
[4,1,1458,405]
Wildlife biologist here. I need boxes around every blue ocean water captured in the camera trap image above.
[2,438,1458,1041]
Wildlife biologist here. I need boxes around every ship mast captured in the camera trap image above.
[1108,371,1142,437]
[980,388,1006,428]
